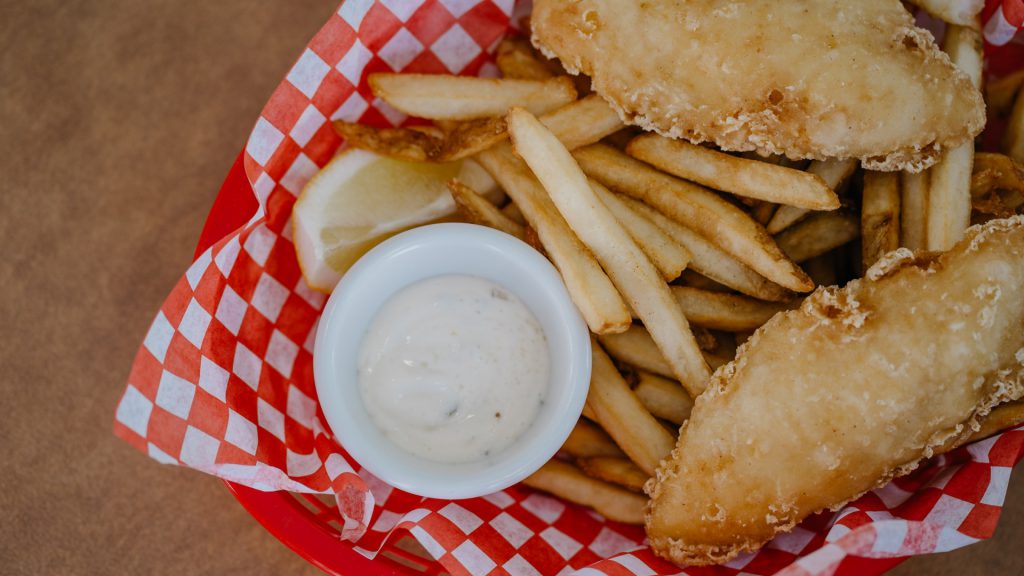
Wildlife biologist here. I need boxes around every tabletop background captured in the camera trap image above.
[1,1,1020,574]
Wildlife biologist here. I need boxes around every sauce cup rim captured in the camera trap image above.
[313,223,592,499]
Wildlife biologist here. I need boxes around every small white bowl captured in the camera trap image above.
[314,223,592,499]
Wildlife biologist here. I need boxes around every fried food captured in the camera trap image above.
[447,179,526,239]
[531,0,985,172]
[509,109,712,393]
[925,24,983,251]
[576,144,813,292]
[369,74,576,120]
[646,216,1024,566]
[774,212,860,264]
[523,460,646,524]
[627,134,839,210]
[900,169,930,251]
[861,171,902,272]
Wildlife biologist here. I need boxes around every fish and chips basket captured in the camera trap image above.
[115,1,1024,574]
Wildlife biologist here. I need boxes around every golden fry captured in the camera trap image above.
[522,460,646,524]
[333,121,443,162]
[628,134,839,210]
[495,37,556,80]
[586,342,676,475]
[670,286,789,332]
[578,457,649,492]
[369,74,577,120]
[904,0,983,27]
[538,95,624,151]
[986,69,1024,117]
[634,371,695,424]
[476,144,631,334]
[448,179,525,239]
[775,212,860,264]
[509,109,711,392]
[591,180,692,282]
[620,195,792,302]
[502,201,526,225]
[436,116,510,161]
[766,159,858,234]
[861,171,902,272]
[900,169,930,251]
[576,144,813,292]
[926,25,982,251]
[561,419,626,459]
[598,325,672,380]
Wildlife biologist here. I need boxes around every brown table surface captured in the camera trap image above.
[1,1,1020,574]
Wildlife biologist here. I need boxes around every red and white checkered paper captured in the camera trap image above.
[115,1,1024,574]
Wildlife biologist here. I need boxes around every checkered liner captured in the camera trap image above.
[115,1,1024,574]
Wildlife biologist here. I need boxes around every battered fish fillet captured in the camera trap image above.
[531,0,985,172]
[646,216,1024,566]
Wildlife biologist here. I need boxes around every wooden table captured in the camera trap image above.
[1,1,1019,574]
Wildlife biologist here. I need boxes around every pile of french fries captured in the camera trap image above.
[334,19,1024,523]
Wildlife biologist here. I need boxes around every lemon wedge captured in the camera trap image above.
[293,148,497,292]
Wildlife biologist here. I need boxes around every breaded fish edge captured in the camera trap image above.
[644,216,1024,566]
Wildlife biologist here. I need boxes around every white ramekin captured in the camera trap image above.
[313,223,591,499]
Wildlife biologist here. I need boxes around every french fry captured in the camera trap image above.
[971,153,1024,213]
[600,326,735,373]
[775,212,861,263]
[900,169,930,251]
[634,371,695,424]
[333,122,443,162]
[522,460,646,524]
[581,401,597,421]
[448,179,526,239]
[585,342,676,475]
[986,69,1024,117]
[598,325,672,379]
[627,135,839,210]
[936,401,1024,455]
[927,24,982,251]
[575,144,813,292]
[619,195,793,302]
[509,109,711,393]
[766,159,858,234]
[561,419,626,459]
[670,286,789,332]
[905,0,983,28]
[861,171,902,272]
[751,201,778,226]
[1005,87,1024,163]
[369,74,577,120]
[679,270,731,293]
[577,457,649,492]
[476,144,632,334]
[538,95,624,151]
[436,116,510,161]
[495,37,556,80]
[502,201,526,225]
[590,180,691,282]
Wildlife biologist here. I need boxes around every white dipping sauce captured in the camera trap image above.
[358,274,550,464]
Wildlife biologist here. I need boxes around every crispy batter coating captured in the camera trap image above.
[646,216,1024,566]
[531,0,985,172]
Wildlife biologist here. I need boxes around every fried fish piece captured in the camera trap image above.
[531,0,985,172]
[646,215,1024,566]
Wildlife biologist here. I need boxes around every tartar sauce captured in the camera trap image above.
[357,274,549,464]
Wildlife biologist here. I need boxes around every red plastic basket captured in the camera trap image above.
[193,153,915,576]
[196,153,445,575]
